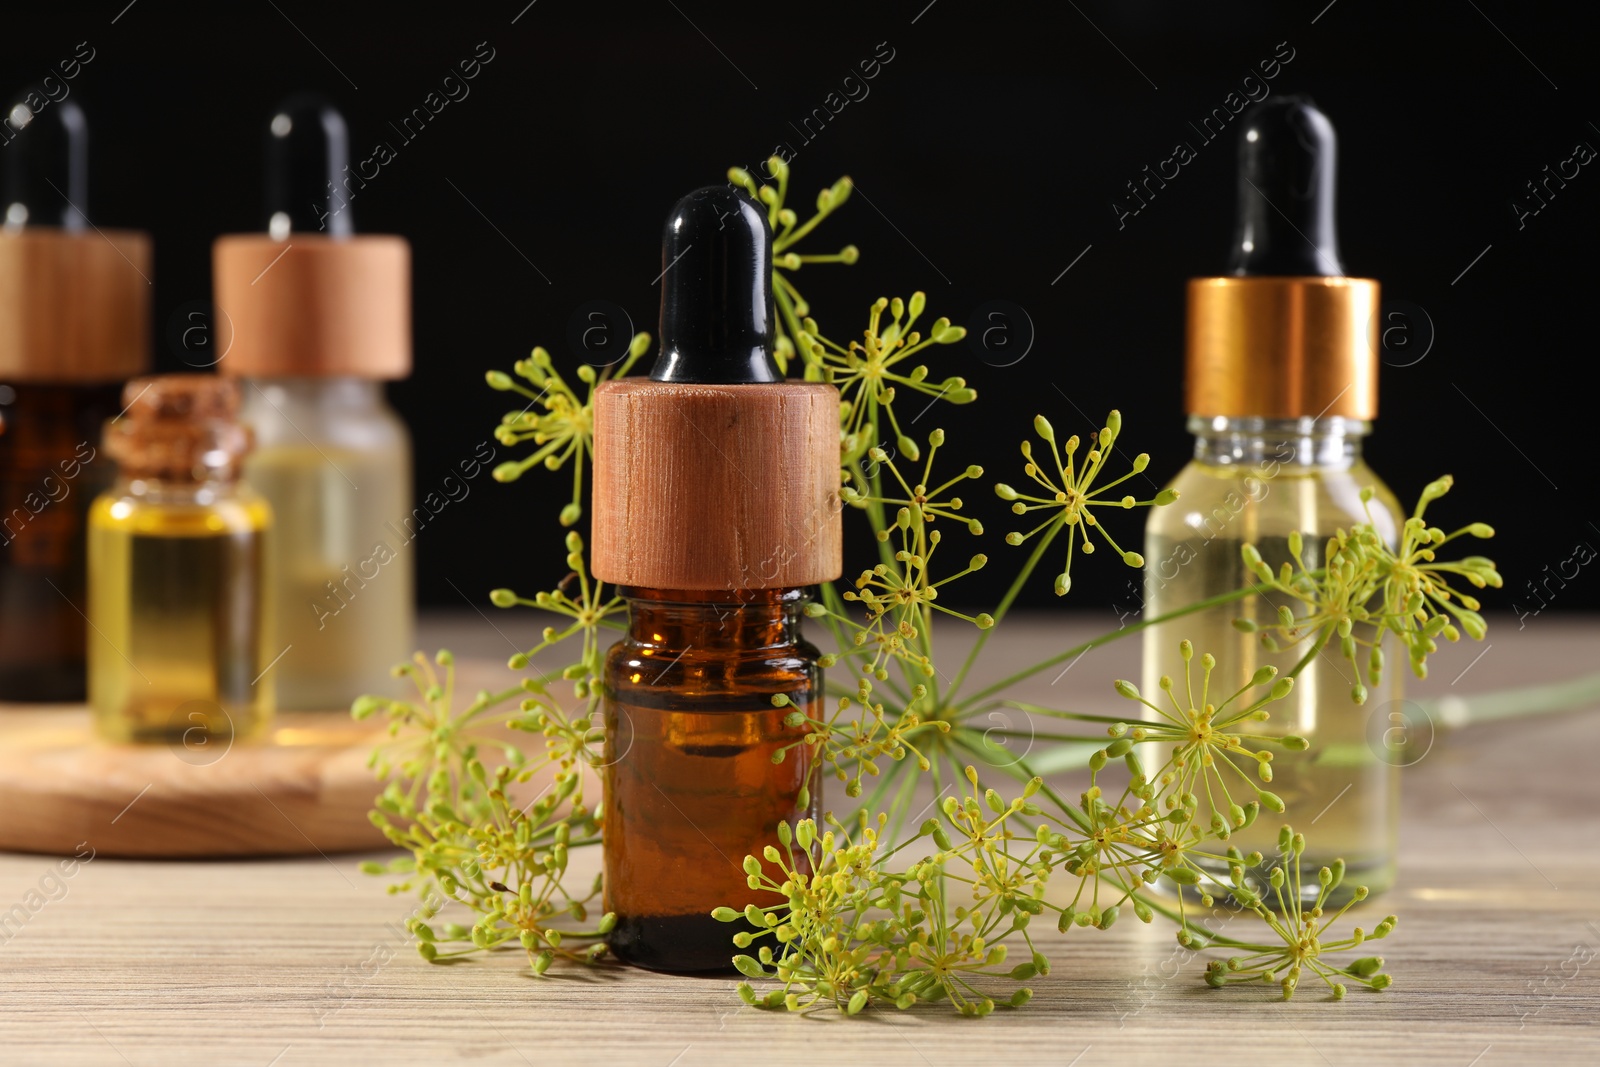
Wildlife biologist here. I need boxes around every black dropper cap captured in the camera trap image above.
[1228,96,1343,276]
[265,93,351,238]
[650,186,778,384]
[2,93,88,231]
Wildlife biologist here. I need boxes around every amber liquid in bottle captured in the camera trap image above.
[603,587,821,972]
[0,384,120,701]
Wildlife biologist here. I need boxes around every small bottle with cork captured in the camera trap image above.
[89,375,274,744]
[0,96,150,702]
[213,95,413,713]
[591,186,842,971]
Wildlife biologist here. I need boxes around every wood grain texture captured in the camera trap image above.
[1,614,1597,1064]
[591,378,841,590]
[0,709,389,857]
[0,229,151,382]
[213,234,410,379]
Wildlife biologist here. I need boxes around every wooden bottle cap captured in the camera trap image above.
[212,233,410,379]
[591,379,842,590]
[0,229,151,383]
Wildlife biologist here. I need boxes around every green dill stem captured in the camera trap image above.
[1421,669,1600,728]
[774,284,808,368]
[1285,626,1332,680]
[941,515,1063,709]
[948,733,1092,836]
[1126,887,1260,949]
[953,584,1266,712]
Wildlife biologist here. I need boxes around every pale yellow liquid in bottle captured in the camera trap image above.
[88,490,273,744]
[1142,432,1402,906]
[243,442,412,711]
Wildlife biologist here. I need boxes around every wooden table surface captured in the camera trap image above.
[3,611,1598,1066]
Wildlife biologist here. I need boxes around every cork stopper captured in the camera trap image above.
[0,98,150,384]
[103,374,253,482]
[212,96,410,379]
[590,186,841,590]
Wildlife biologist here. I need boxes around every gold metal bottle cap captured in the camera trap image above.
[0,229,152,383]
[1184,276,1379,420]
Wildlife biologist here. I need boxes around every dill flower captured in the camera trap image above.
[995,410,1177,595]
[1204,825,1397,1000]
[728,157,858,372]
[717,771,1046,1016]
[1237,474,1501,699]
[800,293,973,466]
[485,331,652,525]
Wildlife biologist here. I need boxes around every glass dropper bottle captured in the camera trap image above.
[213,95,414,712]
[1141,97,1401,905]
[590,187,843,971]
[0,95,150,701]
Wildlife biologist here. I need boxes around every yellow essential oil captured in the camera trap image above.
[1143,420,1401,904]
[241,381,412,711]
[215,96,416,711]
[1143,97,1401,906]
[88,375,274,745]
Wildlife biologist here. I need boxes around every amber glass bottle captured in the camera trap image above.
[0,98,151,701]
[602,587,821,970]
[591,187,842,971]
[0,385,120,699]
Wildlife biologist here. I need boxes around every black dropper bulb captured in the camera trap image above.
[265,93,351,238]
[650,186,778,384]
[2,93,88,231]
[1228,96,1344,276]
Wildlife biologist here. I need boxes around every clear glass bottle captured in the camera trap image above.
[1143,416,1401,904]
[1147,97,1399,905]
[602,587,821,971]
[240,378,412,710]
[89,375,273,744]
[214,95,415,710]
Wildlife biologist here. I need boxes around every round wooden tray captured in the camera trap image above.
[0,706,391,858]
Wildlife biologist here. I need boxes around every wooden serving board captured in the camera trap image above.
[0,706,392,858]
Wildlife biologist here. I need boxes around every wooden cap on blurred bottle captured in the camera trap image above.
[0,229,151,384]
[212,234,411,379]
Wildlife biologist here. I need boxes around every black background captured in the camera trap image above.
[6,0,1596,621]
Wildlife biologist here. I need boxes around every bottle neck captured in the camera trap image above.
[621,587,807,651]
[114,474,243,505]
[242,377,388,414]
[1188,415,1368,470]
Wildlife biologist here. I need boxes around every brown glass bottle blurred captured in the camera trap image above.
[0,386,123,698]
[0,96,151,701]
[602,587,821,971]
